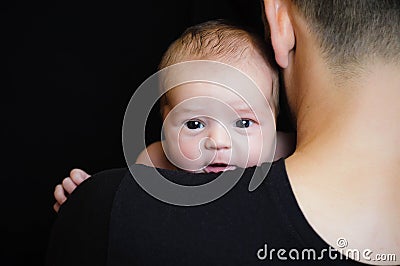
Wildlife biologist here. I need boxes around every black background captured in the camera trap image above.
[3,1,293,265]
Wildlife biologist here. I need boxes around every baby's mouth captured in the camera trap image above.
[204,163,237,173]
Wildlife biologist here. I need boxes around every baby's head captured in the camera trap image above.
[157,20,279,173]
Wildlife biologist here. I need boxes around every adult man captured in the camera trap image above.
[262,0,400,264]
[47,1,399,265]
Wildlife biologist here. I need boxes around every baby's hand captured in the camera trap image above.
[53,169,91,213]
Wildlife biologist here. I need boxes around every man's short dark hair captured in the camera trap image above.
[291,0,400,68]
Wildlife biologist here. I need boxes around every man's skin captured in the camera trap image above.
[264,0,399,264]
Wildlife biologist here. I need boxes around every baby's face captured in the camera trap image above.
[161,79,276,173]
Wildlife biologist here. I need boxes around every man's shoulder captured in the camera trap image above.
[78,167,128,193]
[46,167,131,266]
[61,167,129,210]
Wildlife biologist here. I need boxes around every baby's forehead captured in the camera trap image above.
[163,59,273,95]
[233,56,275,95]
[166,82,268,112]
[158,58,277,117]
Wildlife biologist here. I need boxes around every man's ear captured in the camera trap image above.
[263,0,295,68]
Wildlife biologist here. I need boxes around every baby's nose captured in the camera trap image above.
[204,123,231,150]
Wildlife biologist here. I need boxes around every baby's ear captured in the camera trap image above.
[161,104,171,120]
[263,0,295,68]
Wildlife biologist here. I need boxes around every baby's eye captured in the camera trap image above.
[235,119,254,128]
[185,120,205,130]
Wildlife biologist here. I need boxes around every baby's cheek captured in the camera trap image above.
[230,135,252,167]
[242,132,273,167]
[178,136,202,161]
[163,138,200,170]
[253,132,276,165]
[244,141,262,167]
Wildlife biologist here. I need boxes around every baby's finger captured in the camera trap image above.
[62,177,78,195]
[53,202,60,213]
[70,169,91,185]
[54,184,67,205]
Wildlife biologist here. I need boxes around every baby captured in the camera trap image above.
[54,20,295,211]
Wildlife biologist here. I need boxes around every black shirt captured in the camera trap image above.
[46,159,364,265]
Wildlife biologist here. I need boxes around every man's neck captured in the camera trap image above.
[285,62,400,263]
[293,62,400,173]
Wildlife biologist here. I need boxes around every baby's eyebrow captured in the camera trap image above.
[227,101,255,113]
[233,108,257,118]
[173,101,257,117]
[175,106,205,114]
